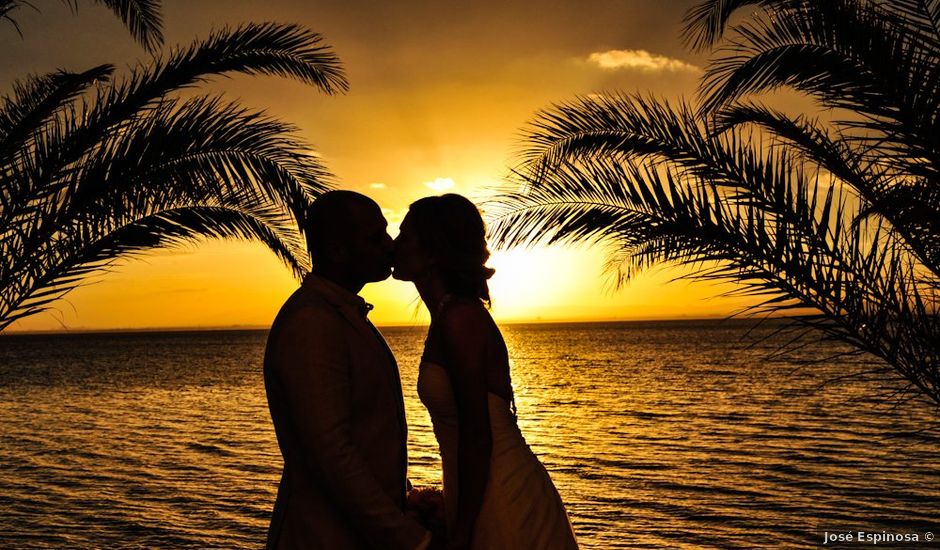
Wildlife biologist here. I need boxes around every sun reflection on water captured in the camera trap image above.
[0,322,938,548]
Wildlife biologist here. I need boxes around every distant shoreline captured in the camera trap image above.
[0,316,796,337]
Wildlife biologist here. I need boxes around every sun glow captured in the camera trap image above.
[1,0,753,333]
[487,247,569,321]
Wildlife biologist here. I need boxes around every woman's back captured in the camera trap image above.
[418,299,579,549]
[423,297,514,404]
[417,356,578,550]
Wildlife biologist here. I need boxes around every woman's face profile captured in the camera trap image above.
[392,213,433,282]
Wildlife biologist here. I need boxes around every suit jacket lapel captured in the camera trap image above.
[302,279,410,499]
[362,318,410,501]
[333,304,408,435]
[339,308,410,501]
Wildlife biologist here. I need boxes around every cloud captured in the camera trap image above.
[424,177,455,191]
[587,49,700,73]
[369,182,387,189]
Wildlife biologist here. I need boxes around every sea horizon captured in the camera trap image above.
[0,314,795,336]
[2,321,937,548]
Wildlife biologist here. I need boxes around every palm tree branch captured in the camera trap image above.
[90,0,164,52]
[682,0,795,51]
[490,158,939,403]
[711,102,940,276]
[516,95,869,289]
[1,203,305,331]
[0,65,113,163]
[10,22,346,217]
[699,0,940,180]
[3,0,161,50]
[3,95,328,290]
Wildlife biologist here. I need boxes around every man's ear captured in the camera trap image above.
[327,239,348,263]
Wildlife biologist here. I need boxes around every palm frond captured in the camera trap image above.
[682,0,790,51]
[517,95,862,274]
[1,21,345,330]
[494,156,938,402]
[0,203,305,332]
[143,21,348,94]
[0,65,113,160]
[1,0,34,36]
[872,0,940,48]
[90,0,163,52]
[711,103,856,178]
[2,0,161,49]
[686,0,940,53]
[712,102,940,276]
[494,89,940,406]
[2,22,343,243]
[2,94,327,299]
[698,1,899,115]
[12,23,345,207]
[698,0,940,183]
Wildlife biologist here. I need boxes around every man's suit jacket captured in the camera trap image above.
[263,274,427,549]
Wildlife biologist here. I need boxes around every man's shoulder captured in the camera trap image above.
[265,290,349,372]
[275,286,344,331]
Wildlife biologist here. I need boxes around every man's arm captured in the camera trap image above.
[274,305,428,549]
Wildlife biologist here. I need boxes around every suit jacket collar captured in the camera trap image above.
[300,274,409,494]
[301,273,373,317]
[300,274,388,361]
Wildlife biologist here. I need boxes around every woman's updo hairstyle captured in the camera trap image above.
[407,194,496,305]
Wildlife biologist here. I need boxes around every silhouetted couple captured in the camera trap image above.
[263,191,578,550]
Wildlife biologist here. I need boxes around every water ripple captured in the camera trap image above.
[1,322,938,548]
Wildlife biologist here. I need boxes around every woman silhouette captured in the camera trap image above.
[393,194,579,550]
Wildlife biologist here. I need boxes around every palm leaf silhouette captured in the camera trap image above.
[1,18,348,331]
[493,0,940,408]
[2,0,163,50]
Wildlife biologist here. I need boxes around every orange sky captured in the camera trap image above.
[2,0,759,331]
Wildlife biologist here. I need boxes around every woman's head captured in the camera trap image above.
[393,194,495,304]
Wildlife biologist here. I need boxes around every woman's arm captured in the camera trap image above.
[438,301,493,550]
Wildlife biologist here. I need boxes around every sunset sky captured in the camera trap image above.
[2,0,761,331]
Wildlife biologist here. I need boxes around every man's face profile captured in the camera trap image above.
[343,200,394,284]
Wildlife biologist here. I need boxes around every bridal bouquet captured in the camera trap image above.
[406,486,446,536]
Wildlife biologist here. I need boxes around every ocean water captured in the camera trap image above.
[1,320,938,549]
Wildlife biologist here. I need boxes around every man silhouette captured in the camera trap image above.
[263,191,431,549]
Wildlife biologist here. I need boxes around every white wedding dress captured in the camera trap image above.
[417,361,579,549]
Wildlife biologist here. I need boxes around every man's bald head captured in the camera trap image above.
[304,191,377,261]
[303,191,393,287]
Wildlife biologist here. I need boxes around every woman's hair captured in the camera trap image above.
[407,194,496,305]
